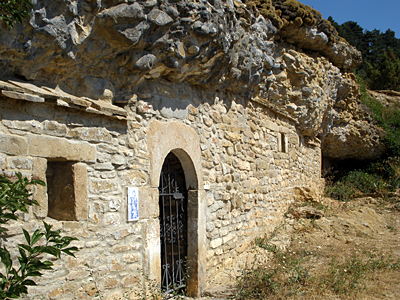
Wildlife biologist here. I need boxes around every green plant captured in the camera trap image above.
[0,172,42,229]
[0,172,78,299]
[325,180,357,201]
[324,155,400,201]
[358,75,400,156]
[85,263,103,299]
[0,0,33,28]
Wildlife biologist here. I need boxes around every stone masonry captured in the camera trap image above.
[0,77,322,299]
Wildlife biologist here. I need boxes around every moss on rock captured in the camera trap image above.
[243,0,346,45]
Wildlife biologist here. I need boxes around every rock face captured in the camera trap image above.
[322,74,386,160]
[0,0,382,160]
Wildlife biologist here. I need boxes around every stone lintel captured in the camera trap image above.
[278,126,288,133]
[264,119,279,132]
[28,135,96,162]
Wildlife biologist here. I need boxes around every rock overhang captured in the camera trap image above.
[1,0,384,160]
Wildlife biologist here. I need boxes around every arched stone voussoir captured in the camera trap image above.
[147,120,203,190]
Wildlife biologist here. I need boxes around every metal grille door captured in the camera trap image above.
[159,153,187,294]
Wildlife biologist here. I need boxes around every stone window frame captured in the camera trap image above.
[278,132,288,153]
[33,157,88,221]
[27,135,94,221]
[45,160,88,221]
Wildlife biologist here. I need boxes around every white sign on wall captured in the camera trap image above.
[127,187,139,221]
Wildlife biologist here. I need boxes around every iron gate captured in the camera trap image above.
[158,153,188,294]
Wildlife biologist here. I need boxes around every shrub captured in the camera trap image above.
[324,156,400,201]
[0,0,33,28]
[0,172,78,299]
[359,75,400,156]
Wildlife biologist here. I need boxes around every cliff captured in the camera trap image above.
[0,0,385,160]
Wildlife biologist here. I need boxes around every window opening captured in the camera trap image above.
[46,161,77,221]
[280,132,287,153]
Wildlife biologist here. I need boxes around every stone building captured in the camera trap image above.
[0,0,384,298]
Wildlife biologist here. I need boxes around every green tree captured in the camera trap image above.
[367,48,400,91]
[0,172,78,299]
[0,0,33,28]
[329,17,400,91]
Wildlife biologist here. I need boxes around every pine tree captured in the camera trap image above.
[329,17,400,91]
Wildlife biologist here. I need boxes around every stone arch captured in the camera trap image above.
[147,120,206,297]
[148,120,203,190]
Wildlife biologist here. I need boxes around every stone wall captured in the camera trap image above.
[0,94,150,300]
[0,77,322,298]
[131,82,323,279]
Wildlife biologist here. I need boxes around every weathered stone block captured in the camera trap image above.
[32,157,48,219]
[264,120,279,131]
[2,119,42,133]
[118,276,138,291]
[0,153,5,169]
[43,120,68,136]
[0,133,28,155]
[101,277,119,289]
[143,218,161,282]
[90,178,120,194]
[111,154,126,165]
[68,127,113,143]
[7,156,32,170]
[104,212,121,225]
[122,253,140,263]
[138,187,159,219]
[28,135,96,162]
[1,90,44,102]
[119,170,147,186]
[210,237,222,249]
[73,163,88,220]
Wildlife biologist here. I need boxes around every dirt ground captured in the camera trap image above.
[195,196,400,300]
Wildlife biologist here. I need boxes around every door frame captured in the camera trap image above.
[147,121,206,297]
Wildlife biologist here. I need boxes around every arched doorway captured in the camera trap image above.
[158,152,188,294]
[147,121,206,297]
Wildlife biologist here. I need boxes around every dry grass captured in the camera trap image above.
[234,197,400,300]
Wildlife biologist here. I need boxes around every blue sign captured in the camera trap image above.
[128,187,139,221]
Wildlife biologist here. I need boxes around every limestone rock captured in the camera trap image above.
[0,0,383,160]
[321,73,386,160]
[292,206,324,219]
[147,9,173,26]
[134,54,157,70]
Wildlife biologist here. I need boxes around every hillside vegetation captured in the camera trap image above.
[329,18,400,92]
[233,197,400,300]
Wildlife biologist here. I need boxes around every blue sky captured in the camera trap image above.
[300,0,400,38]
